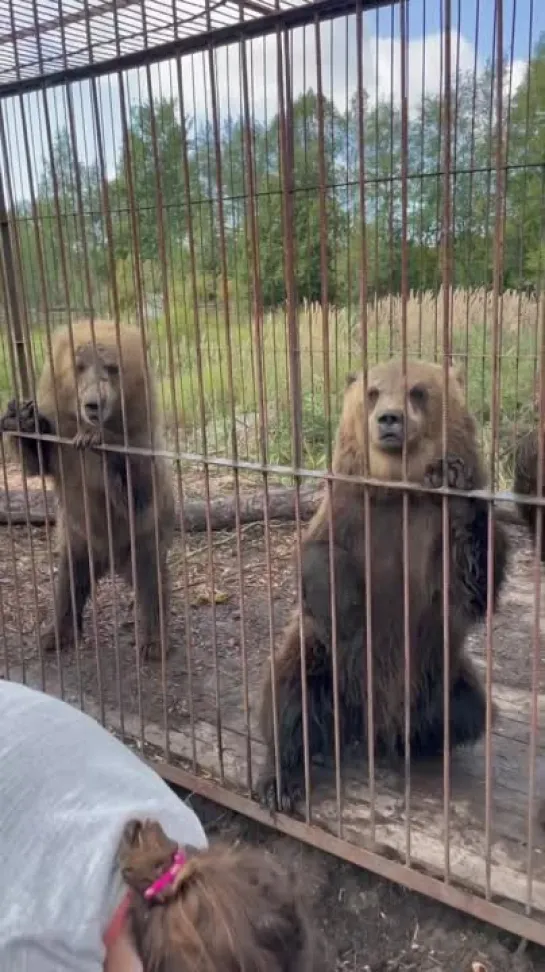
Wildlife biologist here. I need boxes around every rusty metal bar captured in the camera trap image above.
[3,423,538,505]
[315,13,343,835]
[63,75,126,726]
[526,30,544,913]
[117,67,160,750]
[440,0,452,886]
[484,0,504,902]
[399,0,412,866]
[2,0,545,954]
[0,0,398,99]
[207,40,252,792]
[513,0,535,445]
[174,53,203,773]
[88,75,129,739]
[0,0,139,47]
[239,20,280,808]
[0,169,29,398]
[0,95,70,698]
[355,0,375,845]
[152,758,545,950]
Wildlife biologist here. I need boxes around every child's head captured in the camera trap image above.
[118,818,315,972]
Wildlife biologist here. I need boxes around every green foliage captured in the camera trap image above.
[12,39,545,309]
[5,32,545,486]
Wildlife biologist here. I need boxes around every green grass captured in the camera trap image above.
[152,294,539,488]
[1,289,540,489]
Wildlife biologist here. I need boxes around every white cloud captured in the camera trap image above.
[0,18,529,201]
[147,24,527,121]
[506,56,527,97]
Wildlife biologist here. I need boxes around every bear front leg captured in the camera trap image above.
[301,539,367,648]
[41,543,93,653]
[133,533,171,661]
[409,655,491,759]
[424,454,509,622]
[118,533,170,661]
[257,619,334,814]
[513,430,545,561]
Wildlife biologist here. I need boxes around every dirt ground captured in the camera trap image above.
[2,462,545,969]
[0,464,306,733]
[1,471,543,728]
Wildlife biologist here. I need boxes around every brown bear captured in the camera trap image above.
[513,426,545,559]
[257,358,510,813]
[0,318,176,659]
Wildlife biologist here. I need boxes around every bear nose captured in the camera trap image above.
[377,409,404,430]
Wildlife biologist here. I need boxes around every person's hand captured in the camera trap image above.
[104,928,144,972]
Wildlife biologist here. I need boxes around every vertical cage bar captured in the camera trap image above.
[441,0,453,885]
[0,90,84,704]
[175,54,204,773]
[207,41,252,791]
[0,168,29,398]
[356,0,375,844]
[526,248,545,916]
[399,0,412,866]
[0,107,59,696]
[484,0,504,901]
[240,25,280,808]
[5,0,545,948]
[315,13,343,834]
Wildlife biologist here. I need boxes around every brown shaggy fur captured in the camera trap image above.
[1,319,175,659]
[513,427,545,559]
[257,359,510,813]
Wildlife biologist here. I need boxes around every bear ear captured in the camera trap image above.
[345,371,358,389]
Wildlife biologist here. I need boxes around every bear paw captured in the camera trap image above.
[0,399,47,435]
[424,454,475,492]
[40,618,78,654]
[255,770,303,815]
[73,428,102,451]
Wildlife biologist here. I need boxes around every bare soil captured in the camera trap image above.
[2,461,545,970]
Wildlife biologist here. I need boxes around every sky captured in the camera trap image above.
[1,0,544,204]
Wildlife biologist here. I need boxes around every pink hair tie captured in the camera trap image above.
[144,850,186,901]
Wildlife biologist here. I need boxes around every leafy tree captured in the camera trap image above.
[9,31,545,315]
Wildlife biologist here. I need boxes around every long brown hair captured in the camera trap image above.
[118,819,315,971]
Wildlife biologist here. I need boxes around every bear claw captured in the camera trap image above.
[424,454,475,492]
[256,773,303,814]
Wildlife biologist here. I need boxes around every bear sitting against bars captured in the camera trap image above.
[1,318,175,660]
[257,359,510,813]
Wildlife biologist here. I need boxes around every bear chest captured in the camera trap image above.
[367,501,440,596]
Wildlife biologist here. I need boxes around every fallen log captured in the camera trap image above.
[0,484,323,531]
[0,484,524,531]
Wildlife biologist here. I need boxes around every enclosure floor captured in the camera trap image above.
[1,498,545,918]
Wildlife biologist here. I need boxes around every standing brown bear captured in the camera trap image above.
[258,359,509,812]
[1,318,176,659]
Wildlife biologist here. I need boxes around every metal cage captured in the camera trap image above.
[1,0,545,949]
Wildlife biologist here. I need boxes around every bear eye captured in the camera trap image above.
[409,384,427,407]
[367,387,379,408]
[75,361,86,375]
[106,363,119,377]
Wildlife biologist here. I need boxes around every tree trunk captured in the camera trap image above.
[0,484,323,531]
